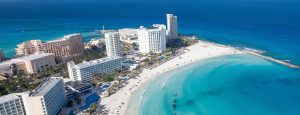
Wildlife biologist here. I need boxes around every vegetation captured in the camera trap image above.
[73,49,106,64]
[92,69,129,84]
[0,45,107,96]
[121,41,137,56]
[86,103,97,114]
[167,35,198,48]
[0,64,67,96]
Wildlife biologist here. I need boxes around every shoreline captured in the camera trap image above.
[101,39,299,115]
[101,40,243,115]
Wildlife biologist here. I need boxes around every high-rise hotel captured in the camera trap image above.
[137,24,167,54]
[166,14,178,39]
[0,94,25,115]
[15,33,84,62]
[24,77,67,115]
[105,32,121,57]
[67,56,122,82]
[0,77,66,115]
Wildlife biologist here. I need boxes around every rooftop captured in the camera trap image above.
[139,24,166,30]
[46,33,81,43]
[14,53,54,61]
[105,31,119,35]
[72,56,121,69]
[29,77,63,96]
[0,53,54,67]
[0,94,19,104]
[65,81,92,90]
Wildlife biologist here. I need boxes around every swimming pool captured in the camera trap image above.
[80,93,100,110]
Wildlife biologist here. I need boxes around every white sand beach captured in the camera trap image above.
[101,40,243,115]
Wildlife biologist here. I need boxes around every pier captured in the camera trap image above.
[245,51,300,69]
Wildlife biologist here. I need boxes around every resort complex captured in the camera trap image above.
[0,13,198,114]
[15,33,84,62]
[67,56,122,82]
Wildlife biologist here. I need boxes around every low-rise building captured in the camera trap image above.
[24,77,67,115]
[118,28,138,43]
[0,53,56,77]
[64,80,93,99]
[0,94,25,115]
[67,56,122,82]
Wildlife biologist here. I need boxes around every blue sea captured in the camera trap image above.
[1,0,300,114]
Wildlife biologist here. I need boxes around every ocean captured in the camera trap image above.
[129,54,300,115]
[1,1,300,114]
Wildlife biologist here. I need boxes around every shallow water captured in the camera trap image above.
[132,54,300,115]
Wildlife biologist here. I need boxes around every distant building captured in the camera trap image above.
[43,34,84,62]
[0,94,25,115]
[86,39,105,47]
[0,53,56,77]
[15,33,84,62]
[15,40,43,56]
[105,32,121,57]
[137,24,167,54]
[0,49,4,62]
[166,14,178,39]
[67,56,122,82]
[118,28,138,43]
[24,77,66,115]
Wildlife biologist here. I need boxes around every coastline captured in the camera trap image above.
[101,39,300,115]
[101,40,243,115]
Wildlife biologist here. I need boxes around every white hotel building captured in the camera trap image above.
[24,77,66,115]
[67,56,122,82]
[0,94,25,115]
[137,24,167,54]
[105,32,121,57]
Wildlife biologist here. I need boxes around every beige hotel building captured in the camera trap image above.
[0,53,56,77]
[15,33,84,62]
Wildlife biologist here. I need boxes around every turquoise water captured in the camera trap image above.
[135,54,300,115]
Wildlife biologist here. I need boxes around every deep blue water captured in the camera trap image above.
[0,0,300,65]
[135,54,300,115]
